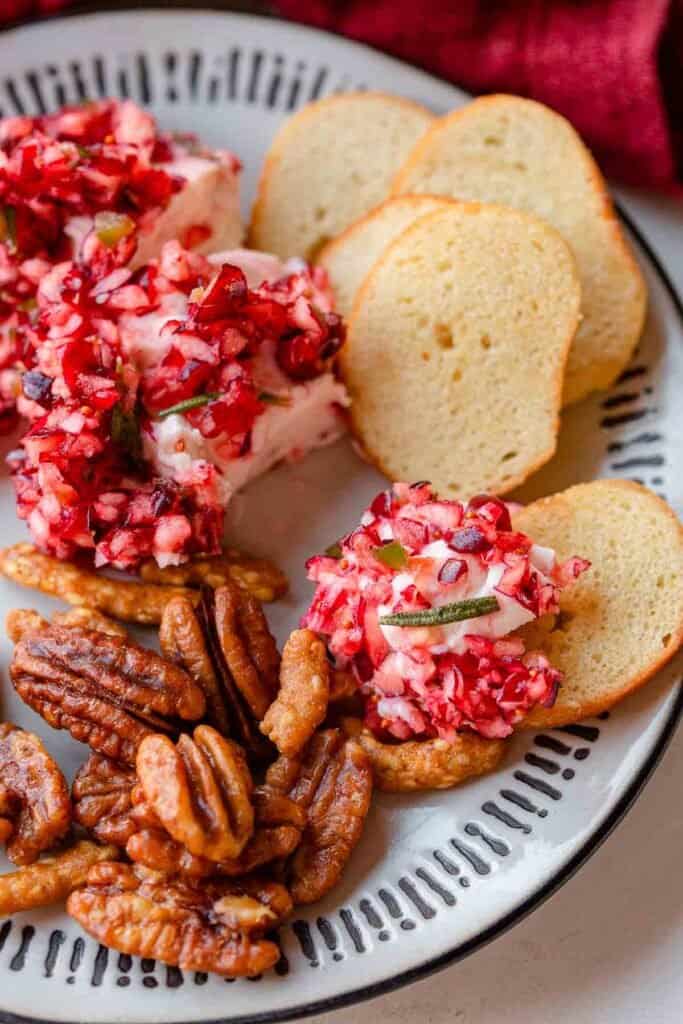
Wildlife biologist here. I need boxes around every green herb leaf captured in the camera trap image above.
[156,393,221,419]
[373,540,408,570]
[379,596,499,628]
[111,403,143,465]
[325,542,343,559]
[95,211,136,249]
[76,144,93,160]
[258,390,292,407]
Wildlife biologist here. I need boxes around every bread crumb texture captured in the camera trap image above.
[249,92,434,260]
[515,479,683,727]
[393,95,647,405]
[341,201,581,498]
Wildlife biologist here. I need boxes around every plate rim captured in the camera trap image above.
[0,10,680,1024]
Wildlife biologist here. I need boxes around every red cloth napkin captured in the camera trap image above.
[276,0,683,191]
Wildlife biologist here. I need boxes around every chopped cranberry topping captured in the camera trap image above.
[303,483,590,742]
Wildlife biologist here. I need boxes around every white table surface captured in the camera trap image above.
[306,191,683,1024]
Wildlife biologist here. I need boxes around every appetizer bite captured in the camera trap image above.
[9,241,347,569]
[0,99,241,431]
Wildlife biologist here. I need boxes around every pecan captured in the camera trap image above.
[136,726,254,861]
[0,839,117,915]
[0,722,71,865]
[6,607,126,644]
[126,783,305,880]
[72,755,137,847]
[342,717,507,791]
[140,548,288,603]
[260,629,329,757]
[162,586,276,762]
[0,543,196,625]
[265,729,373,905]
[67,862,290,977]
[10,625,206,765]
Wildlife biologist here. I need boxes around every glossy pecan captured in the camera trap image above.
[161,585,276,761]
[0,722,71,865]
[0,839,117,915]
[67,862,291,977]
[140,548,288,603]
[126,783,305,880]
[265,729,373,905]
[72,755,137,847]
[136,726,254,861]
[260,629,329,757]
[10,625,206,765]
[0,543,195,625]
[6,607,126,644]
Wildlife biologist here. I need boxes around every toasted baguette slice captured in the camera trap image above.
[343,717,506,791]
[392,95,647,405]
[514,480,683,728]
[341,201,581,499]
[319,195,449,317]
[248,92,434,260]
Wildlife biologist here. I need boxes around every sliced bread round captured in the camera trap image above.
[514,479,683,728]
[319,195,449,317]
[248,92,434,260]
[341,201,581,499]
[392,95,647,406]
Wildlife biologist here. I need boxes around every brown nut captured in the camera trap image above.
[0,722,71,865]
[0,543,196,625]
[136,726,254,862]
[213,583,280,720]
[266,729,373,905]
[0,839,118,915]
[67,862,290,977]
[260,629,329,757]
[342,717,507,791]
[6,607,127,645]
[72,755,137,847]
[160,595,230,736]
[10,625,206,765]
[140,548,288,603]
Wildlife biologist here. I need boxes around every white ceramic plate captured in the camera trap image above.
[0,10,681,1024]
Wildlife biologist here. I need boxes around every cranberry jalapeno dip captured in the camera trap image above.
[0,99,241,432]
[10,242,347,569]
[304,483,589,741]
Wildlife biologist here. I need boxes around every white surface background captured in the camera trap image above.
[305,191,683,1024]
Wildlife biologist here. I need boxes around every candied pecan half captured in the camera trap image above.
[6,607,126,644]
[342,717,507,792]
[67,862,290,977]
[0,543,195,625]
[265,729,373,905]
[164,586,276,762]
[260,629,329,757]
[72,755,137,847]
[160,595,230,736]
[136,726,254,861]
[0,839,117,915]
[213,583,280,720]
[140,548,288,603]
[10,625,206,765]
[0,722,71,865]
[126,783,305,879]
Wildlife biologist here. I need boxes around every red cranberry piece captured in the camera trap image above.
[22,371,53,403]
[438,558,467,584]
[467,494,512,531]
[450,526,490,553]
[370,489,394,517]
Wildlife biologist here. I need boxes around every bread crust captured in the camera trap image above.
[515,479,683,727]
[248,91,434,256]
[392,94,647,406]
[341,200,581,498]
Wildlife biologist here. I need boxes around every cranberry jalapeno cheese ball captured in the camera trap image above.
[304,483,589,741]
[11,242,347,569]
[0,99,241,432]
